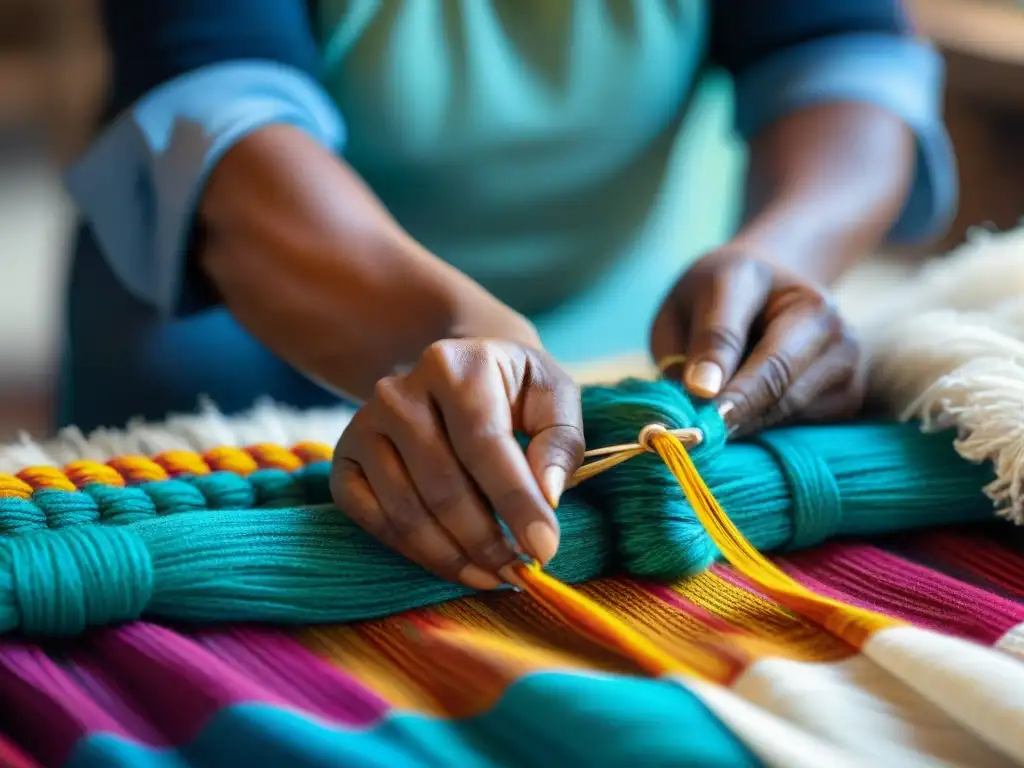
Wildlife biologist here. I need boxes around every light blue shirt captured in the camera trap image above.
[62,0,954,431]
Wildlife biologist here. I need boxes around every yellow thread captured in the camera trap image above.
[571,424,701,487]
[648,431,901,647]
[155,450,211,476]
[203,446,260,475]
[245,443,304,472]
[517,420,900,673]
[17,466,77,492]
[64,461,126,488]
[516,562,706,678]
[0,475,33,499]
[107,456,169,483]
[293,441,333,464]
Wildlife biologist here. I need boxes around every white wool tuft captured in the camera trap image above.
[859,227,1024,523]
[0,398,356,474]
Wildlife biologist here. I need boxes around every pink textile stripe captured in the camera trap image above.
[0,623,390,765]
[0,639,138,768]
[776,543,1024,644]
[70,623,391,736]
[912,530,1024,599]
[0,731,43,768]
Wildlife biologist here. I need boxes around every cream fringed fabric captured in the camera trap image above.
[857,228,1024,524]
[3,227,1024,520]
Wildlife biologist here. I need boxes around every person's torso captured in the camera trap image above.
[64,0,710,430]
[318,0,707,312]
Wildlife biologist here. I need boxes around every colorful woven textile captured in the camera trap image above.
[1,444,1023,767]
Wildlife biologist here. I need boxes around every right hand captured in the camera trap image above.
[330,337,585,590]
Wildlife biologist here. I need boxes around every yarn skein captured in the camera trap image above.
[0,380,996,637]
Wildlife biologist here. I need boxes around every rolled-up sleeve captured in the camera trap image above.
[711,1,955,245]
[64,0,346,317]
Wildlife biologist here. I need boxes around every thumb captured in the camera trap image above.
[517,350,585,510]
[684,260,768,399]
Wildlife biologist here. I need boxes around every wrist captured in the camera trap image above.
[196,126,473,396]
[725,203,883,287]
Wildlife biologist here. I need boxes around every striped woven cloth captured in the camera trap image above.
[0,443,1023,766]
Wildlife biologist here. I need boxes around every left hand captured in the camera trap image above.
[650,247,864,436]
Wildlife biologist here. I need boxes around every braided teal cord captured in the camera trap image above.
[0,380,997,636]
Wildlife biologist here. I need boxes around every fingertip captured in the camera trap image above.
[458,564,503,591]
[686,360,724,399]
[522,520,559,565]
[541,465,566,509]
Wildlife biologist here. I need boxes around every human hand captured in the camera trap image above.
[330,336,584,590]
[650,248,863,437]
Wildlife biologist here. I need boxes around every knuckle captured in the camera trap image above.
[420,340,461,375]
[547,425,586,469]
[759,353,793,402]
[328,458,361,506]
[463,533,515,570]
[430,551,471,580]
[699,324,746,356]
[371,375,405,412]
[421,339,491,389]
[489,486,538,518]
[377,499,425,544]
[460,425,504,459]
[419,478,469,520]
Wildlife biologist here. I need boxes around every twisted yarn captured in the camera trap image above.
[0,380,995,636]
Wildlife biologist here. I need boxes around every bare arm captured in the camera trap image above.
[198,125,537,401]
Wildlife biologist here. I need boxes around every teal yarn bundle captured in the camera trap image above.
[0,379,997,637]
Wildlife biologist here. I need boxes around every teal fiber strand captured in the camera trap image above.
[0,380,998,637]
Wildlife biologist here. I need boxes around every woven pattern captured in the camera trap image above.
[0,446,1022,767]
[1,525,1022,767]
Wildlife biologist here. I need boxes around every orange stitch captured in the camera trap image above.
[292,441,333,464]
[246,443,303,472]
[155,450,211,476]
[107,456,169,484]
[0,474,33,499]
[64,460,126,488]
[203,446,259,475]
[17,466,77,492]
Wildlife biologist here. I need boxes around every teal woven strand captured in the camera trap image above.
[0,380,999,636]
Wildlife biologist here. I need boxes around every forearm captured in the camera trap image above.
[198,125,527,400]
[730,101,916,285]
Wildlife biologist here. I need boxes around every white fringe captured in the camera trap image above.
[863,227,1024,523]
[4,226,1024,522]
[0,398,357,474]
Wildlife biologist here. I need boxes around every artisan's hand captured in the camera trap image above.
[331,337,584,590]
[650,249,863,436]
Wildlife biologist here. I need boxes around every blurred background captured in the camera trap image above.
[0,0,1021,441]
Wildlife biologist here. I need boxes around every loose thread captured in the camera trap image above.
[648,431,902,647]
[510,561,707,678]
[570,425,701,487]
[513,423,903,678]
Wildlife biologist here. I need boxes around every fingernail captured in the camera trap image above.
[498,563,528,591]
[458,564,503,591]
[541,466,566,508]
[523,521,559,565]
[717,400,739,436]
[688,361,723,398]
